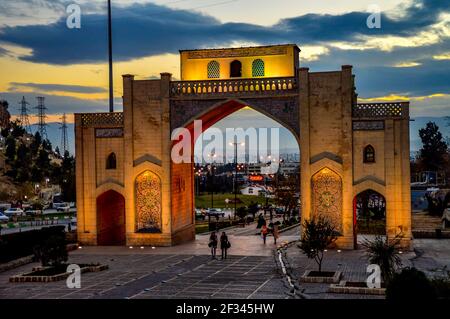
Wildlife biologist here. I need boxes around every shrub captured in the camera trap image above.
[298,217,338,273]
[0,226,66,263]
[386,267,436,300]
[33,233,68,267]
[361,235,402,284]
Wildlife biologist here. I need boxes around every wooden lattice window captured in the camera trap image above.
[207,61,220,78]
[363,145,375,163]
[106,152,117,170]
[252,59,265,77]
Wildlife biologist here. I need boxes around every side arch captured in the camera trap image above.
[96,190,126,245]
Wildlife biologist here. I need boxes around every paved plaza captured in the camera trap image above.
[0,229,449,299]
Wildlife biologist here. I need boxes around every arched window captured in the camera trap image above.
[106,152,117,169]
[252,59,265,77]
[363,145,375,163]
[230,60,242,77]
[207,60,220,78]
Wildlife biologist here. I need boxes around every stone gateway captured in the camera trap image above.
[75,44,411,249]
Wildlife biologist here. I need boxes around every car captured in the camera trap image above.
[206,208,225,218]
[4,207,24,217]
[56,203,70,212]
[65,217,77,232]
[25,209,42,216]
[195,209,205,220]
[0,212,9,222]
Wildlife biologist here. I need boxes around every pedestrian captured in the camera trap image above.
[273,223,279,245]
[256,214,265,229]
[220,232,230,259]
[208,231,218,259]
[261,224,268,244]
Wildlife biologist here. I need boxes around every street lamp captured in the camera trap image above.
[229,141,245,218]
[207,152,217,209]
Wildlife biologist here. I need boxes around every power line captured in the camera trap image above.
[18,96,32,134]
[59,113,69,156]
[35,96,48,140]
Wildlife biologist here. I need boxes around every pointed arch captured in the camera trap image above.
[106,152,117,169]
[363,145,375,163]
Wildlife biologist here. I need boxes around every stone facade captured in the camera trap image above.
[75,44,411,249]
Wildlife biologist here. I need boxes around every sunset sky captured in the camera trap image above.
[0,0,449,131]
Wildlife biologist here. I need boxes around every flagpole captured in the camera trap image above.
[108,0,114,112]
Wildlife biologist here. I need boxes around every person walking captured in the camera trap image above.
[273,223,279,245]
[261,224,268,244]
[209,231,218,259]
[220,232,230,260]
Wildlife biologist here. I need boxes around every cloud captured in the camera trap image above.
[9,82,107,94]
[0,0,449,65]
[0,91,119,115]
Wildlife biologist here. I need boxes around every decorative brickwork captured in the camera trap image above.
[170,96,300,137]
[81,112,124,127]
[311,168,343,233]
[185,45,288,59]
[353,103,408,118]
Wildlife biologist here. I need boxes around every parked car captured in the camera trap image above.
[0,212,9,223]
[25,208,42,216]
[4,207,24,217]
[56,203,70,212]
[0,203,11,212]
[65,217,77,232]
[206,208,225,218]
[195,209,205,220]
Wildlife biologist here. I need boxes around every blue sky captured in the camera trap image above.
[0,0,449,154]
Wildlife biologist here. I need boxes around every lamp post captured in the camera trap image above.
[229,142,244,218]
[207,153,217,209]
[107,0,114,112]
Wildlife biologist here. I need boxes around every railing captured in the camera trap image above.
[353,102,408,118]
[170,76,297,97]
[80,112,124,127]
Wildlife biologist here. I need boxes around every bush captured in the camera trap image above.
[298,217,338,273]
[0,226,66,263]
[386,267,436,300]
[33,234,68,267]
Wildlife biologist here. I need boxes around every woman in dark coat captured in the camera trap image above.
[209,231,218,259]
[220,232,230,260]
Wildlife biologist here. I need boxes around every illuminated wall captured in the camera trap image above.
[180,44,300,80]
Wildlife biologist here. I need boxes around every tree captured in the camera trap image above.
[248,202,259,219]
[33,234,68,267]
[418,122,448,171]
[298,217,338,273]
[236,206,248,222]
[274,174,299,221]
[60,151,76,202]
[4,136,16,164]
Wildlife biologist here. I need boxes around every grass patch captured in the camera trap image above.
[195,193,274,209]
